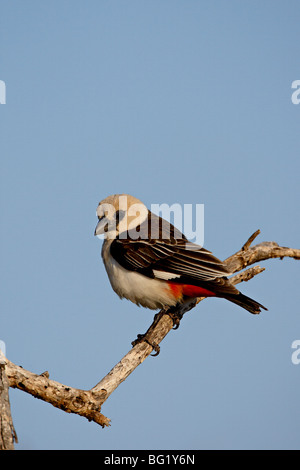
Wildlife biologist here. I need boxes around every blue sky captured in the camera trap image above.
[1,1,300,450]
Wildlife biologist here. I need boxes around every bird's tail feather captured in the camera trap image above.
[225,292,268,315]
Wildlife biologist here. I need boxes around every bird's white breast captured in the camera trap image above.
[101,240,177,310]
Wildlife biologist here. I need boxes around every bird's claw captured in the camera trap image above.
[148,341,160,356]
[131,334,160,356]
[166,309,183,330]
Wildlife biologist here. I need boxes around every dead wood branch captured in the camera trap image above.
[5,231,300,429]
[0,352,18,449]
[225,230,300,273]
[5,359,110,428]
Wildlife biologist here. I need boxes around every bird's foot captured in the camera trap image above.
[131,306,182,357]
[165,305,183,330]
[131,333,160,356]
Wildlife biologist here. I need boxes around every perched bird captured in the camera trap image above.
[94,194,267,315]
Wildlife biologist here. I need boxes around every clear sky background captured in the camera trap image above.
[1,1,299,450]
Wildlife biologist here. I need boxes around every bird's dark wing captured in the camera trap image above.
[110,212,231,283]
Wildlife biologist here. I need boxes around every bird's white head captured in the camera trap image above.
[94,194,148,239]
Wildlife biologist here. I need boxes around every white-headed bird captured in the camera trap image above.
[94,194,267,314]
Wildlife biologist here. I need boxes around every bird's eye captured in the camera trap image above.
[98,214,105,221]
[115,210,126,224]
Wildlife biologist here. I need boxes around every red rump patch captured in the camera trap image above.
[168,283,216,299]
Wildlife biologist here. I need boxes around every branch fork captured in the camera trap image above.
[3,231,300,429]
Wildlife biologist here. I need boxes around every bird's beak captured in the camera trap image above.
[94,218,107,236]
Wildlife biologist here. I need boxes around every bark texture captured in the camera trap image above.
[0,352,18,450]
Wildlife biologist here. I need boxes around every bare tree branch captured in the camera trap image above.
[0,352,18,449]
[224,230,300,274]
[5,359,110,428]
[5,232,300,429]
